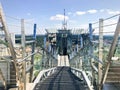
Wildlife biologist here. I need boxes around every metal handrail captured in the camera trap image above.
[71,67,93,90]
[34,67,57,83]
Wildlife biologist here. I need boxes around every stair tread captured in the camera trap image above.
[107,76,120,78]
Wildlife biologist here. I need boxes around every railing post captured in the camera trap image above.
[79,57,82,69]
[30,24,37,82]
[89,23,93,41]
[21,19,26,90]
[89,23,96,86]
[98,19,103,90]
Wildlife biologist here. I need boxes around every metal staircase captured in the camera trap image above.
[106,65,120,83]
[9,61,17,88]
[101,16,120,90]
[103,62,120,90]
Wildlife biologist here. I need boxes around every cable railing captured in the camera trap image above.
[5,14,46,35]
[34,67,57,83]
[88,13,120,90]
[71,67,93,90]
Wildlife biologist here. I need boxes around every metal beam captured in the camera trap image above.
[0,4,19,88]
[0,4,16,59]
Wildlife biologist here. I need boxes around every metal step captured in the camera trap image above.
[109,67,120,72]
[107,72,120,77]
[106,78,120,83]
[10,75,16,79]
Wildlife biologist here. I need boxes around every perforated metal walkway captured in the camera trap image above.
[34,67,89,90]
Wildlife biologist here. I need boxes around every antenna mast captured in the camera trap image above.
[63,9,67,30]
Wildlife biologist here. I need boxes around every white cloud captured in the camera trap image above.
[100,9,105,12]
[76,11,86,15]
[50,14,69,21]
[87,9,97,14]
[107,10,120,15]
[75,10,97,16]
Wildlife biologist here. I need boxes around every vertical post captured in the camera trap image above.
[10,33,15,47]
[21,19,26,90]
[89,23,93,41]
[30,24,37,82]
[48,43,51,52]
[98,19,103,90]
[79,57,82,69]
[80,36,83,48]
[33,24,37,40]
[21,19,26,57]
[89,23,94,85]
[76,35,79,52]
[44,35,46,49]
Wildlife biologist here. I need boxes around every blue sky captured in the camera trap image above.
[0,0,120,34]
